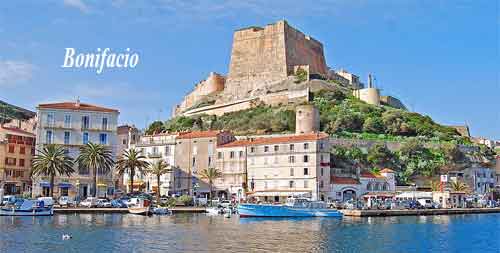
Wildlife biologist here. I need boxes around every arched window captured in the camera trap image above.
[367,182,373,191]
[383,183,389,191]
[375,183,381,191]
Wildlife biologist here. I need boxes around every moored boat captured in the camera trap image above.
[128,198,151,215]
[0,199,53,216]
[238,197,342,218]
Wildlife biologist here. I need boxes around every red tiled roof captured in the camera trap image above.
[360,171,385,179]
[176,130,222,139]
[379,168,395,173]
[219,133,328,147]
[331,176,360,185]
[38,102,118,113]
[0,126,35,137]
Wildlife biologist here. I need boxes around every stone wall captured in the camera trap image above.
[174,72,225,115]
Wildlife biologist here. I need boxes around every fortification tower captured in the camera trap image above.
[225,20,329,99]
[295,105,320,134]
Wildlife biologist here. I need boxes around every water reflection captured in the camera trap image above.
[0,213,498,253]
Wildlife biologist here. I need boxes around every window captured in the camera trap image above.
[320,154,324,162]
[230,151,235,158]
[217,152,222,159]
[304,168,309,175]
[289,144,294,151]
[289,181,294,188]
[46,113,54,126]
[208,156,212,167]
[192,157,196,167]
[304,143,309,149]
[8,145,14,153]
[274,145,279,151]
[165,146,170,155]
[101,117,108,130]
[320,168,324,176]
[5,157,16,165]
[83,132,89,144]
[63,148,69,155]
[264,146,269,152]
[239,151,243,157]
[64,131,70,145]
[304,180,308,188]
[19,159,25,167]
[79,167,89,175]
[320,142,324,150]
[122,139,127,145]
[303,155,309,163]
[82,116,90,129]
[208,143,214,155]
[64,115,71,128]
[152,147,158,154]
[250,147,255,153]
[20,147,26,154]
[290,168,294,176]
[289,156,295,163]
[320,181,324,188]
[46,130,53,144]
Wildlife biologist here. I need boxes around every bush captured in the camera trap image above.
[178,195,193,206]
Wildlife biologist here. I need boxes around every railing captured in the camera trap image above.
[148,153,162,158]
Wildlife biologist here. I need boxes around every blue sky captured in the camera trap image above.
[1,0,498,139]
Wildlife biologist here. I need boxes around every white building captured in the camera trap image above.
[448,167,496,195]
[329,168,396,201]
[216,142,247,200]
[131,133,176,196]
[32,100,119,199]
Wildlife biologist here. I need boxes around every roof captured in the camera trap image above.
[38,102,118,113]
[219,133,328,147]
[176,130,222,139]
[379,168,395,173]
[331,176,360,185]
[0,126,35,137]
[360,171,386,179]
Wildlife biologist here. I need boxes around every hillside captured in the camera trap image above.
[0,100,36,124]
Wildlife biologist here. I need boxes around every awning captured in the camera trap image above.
[39,182,51,188]
[58,183,72,188]
[249,191,311,197]
[97,183,108,187]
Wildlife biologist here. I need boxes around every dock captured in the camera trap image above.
[54,207,206,214]
[340,208,500,217]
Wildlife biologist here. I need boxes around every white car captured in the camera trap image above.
[2,195,16,206]
[96,199,112,208]
[37,197,54,207]
[58,196,76,207]
[80,197,98,208]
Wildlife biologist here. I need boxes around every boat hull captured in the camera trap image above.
[238,204,342,217]
[0,207,54,216]
[128,207,151,215]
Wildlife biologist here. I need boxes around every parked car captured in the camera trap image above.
[80,197,99,208]
[37,197,54,207]
[417,198,433,209]
[2,195,16,206]
[327,200,343,209]
[96,199,112,208]
[111,199,127,208]
[58,196,76,207]
[218,200,232,208]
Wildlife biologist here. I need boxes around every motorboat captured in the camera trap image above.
[0,199,54,216]
[152,207,172,215]
[238,197,343,217]
[206,207,224,215]
[128,198,151,215]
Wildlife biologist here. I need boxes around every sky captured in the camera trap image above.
[0,0,498,139]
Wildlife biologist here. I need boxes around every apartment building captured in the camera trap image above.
[174,131,235,196]
[32,100,119,199]
[0,126,36,195]
[242,133,331,202]
[131,133,176,196]
[215,142,247,200]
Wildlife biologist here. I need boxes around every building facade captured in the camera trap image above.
[0,126,36,195]
[329,169,396,201]
[32,100,119,199]
[215,143,247,200]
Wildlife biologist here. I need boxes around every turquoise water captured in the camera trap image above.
[0,213,498,252]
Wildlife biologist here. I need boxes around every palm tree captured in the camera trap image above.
[76,142,114,197]
[31,145,75,197]
[115,149,149,193]
[146,160,171,203]
[450,180,469,192]
[429,180,440,191]
[199,167,222,205]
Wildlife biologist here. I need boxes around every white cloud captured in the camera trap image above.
[0,61,36,86]
[63,0,90,13]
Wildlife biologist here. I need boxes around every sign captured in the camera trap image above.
[440,175,448,183]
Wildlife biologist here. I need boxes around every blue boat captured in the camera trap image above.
[238,197,343,217]
[0,199,53,216]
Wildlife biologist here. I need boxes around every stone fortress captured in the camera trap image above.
[172,20,405,117]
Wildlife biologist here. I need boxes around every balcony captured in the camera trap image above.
[148,153,162,158]
[320,162,330,167]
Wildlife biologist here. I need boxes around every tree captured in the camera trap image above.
[146,160,171,203]
[198,167,222,205]
[429,180,440,191]
[450,180,469,192]
[31,145,75,197]
[294,67,308,83]
[367,143,394,168]
[116,149,150,193]
[363,117,385,133]
[76,142,114,197]
[146,120,165,135]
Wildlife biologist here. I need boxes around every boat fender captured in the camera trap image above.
[62,234,72,240]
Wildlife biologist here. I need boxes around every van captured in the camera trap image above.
[417,198,433,209]
[2,195,16,205]
[37,197,55,207]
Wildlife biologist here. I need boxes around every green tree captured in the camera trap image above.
[116,149,150,193]
[198,167,222,205]
[450,180,469,192]
[146,160,171,203]
[429,180,440,191]
[76,142,114,197]
[31,145,75,197]
[363,117,385,133]
[294,67,308,83]
[146,120,165,135]
[367,143,394,168]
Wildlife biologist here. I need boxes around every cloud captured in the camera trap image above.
[0,61,36,86]
[63,0,90,13]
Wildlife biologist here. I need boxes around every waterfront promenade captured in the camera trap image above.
[340,207,500,217]
[54,207,206,214]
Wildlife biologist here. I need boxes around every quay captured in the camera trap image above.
[54,207,206,214]
[340,208,500,217]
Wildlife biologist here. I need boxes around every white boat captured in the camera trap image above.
[0,199,54,216]
[128,198,151,215]
[206,207,224,215]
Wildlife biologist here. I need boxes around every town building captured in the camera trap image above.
[215,141,247,200]
[448,166,496,195]
[432,191,467,208]
[32,100,119,199]
[130,133,176,196]
[173,131,235,196]
[329,168,396,201]
[0,126,36,195]
[116,124,141,192]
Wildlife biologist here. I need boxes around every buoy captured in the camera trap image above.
[62,234,72,240]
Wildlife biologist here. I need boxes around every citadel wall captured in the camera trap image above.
[175,72,225,114]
